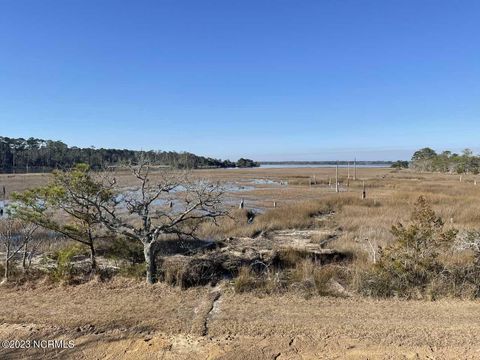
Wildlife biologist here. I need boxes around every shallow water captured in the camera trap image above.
[259,164,390,169]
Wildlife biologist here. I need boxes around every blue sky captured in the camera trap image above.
[1,0,479,161]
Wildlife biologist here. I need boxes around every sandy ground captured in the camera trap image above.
[1,280,480,359]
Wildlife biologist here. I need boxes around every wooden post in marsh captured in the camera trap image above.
[475,179,477,186]
[239,199,244,209]
[169,201,173,208]
[0,185,5,217]
[273,201,277,208]
[354,158,357,181]
[313,175,316,185]
[362,181,366,199]
[335,162,339,193]
[460,175,462,182]
[347,161,351,188]
[328,177,331,188]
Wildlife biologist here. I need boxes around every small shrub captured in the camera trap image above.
[234,266,259,293]
[104,237,144,265]
[291,259,315,283]
[275,248,311,269]
[359,196,458,298]
[118,263,146,279]
[0,261,22,283]
[48,244,87,282]
[313,266,337,296]
[162,257,188,286]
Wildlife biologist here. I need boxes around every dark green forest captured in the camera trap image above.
[0,136,259,172]
[410,147,480,174]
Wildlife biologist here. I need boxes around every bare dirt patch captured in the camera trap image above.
[1,280,480,359]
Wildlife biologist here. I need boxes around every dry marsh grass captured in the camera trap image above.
[0,278,206,332]
[4,167,480,297]
[5,167,479,254]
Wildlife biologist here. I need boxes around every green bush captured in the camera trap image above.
[48,244,87,282]
[103,237,144,264]
[118,263,146,279]
[359,196,458,298]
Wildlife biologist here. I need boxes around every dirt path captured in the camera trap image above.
[191,285,223,336]
[1,281,480,359]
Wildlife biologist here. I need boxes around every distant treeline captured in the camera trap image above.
[0,136,259,172]
[410,147,480,174]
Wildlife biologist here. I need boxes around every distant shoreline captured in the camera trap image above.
[259,161,393,165]
[256,161,393,169]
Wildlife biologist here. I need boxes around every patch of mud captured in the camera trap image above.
[191,285,223,336]
[250,179,287,186]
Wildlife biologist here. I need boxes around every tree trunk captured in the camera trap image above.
[89,242,97,273]
[22,243,28,272]
[86,229,97,273]
[144,242,157,284]
[2,258,8,284]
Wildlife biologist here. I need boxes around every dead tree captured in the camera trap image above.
[23,228,47,270]
[99,162,227,284]
[20,222,39,271]
[0,219,27,284]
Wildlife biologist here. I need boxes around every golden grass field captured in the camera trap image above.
[1,167,480,359]
[4,166,476,256]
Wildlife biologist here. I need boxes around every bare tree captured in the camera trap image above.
[0,219,28,284]
[456,231,480,259]
[20,222,40,271]
[100,162,227,284]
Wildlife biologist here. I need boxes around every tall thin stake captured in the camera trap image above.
[335,162,339,193]
[354,157,357,181]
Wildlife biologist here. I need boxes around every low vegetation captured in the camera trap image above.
[356,196,478,299]
[1,163,480,301]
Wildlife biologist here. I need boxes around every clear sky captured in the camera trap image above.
[1,0,479,161]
